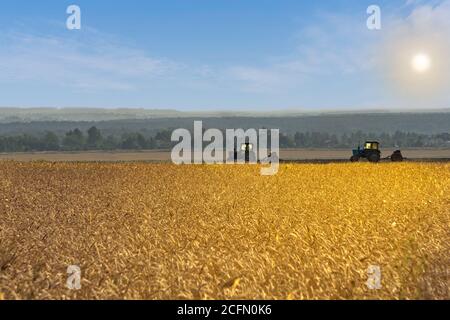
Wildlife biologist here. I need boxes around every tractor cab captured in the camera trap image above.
[351,141,381,163]
[228,142,257,163]
[364,141,379,151]
[240,143,256,163]
[241,142,253,152]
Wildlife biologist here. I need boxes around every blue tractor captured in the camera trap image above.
[351,141,404,163]
[351,141,382,163]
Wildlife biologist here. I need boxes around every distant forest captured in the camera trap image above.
[0,111,449,152]
[0,126,449,152]
[1,113,450,137]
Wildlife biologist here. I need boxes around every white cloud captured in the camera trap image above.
[0,30,179,91]
[227,66,284,93]
[224,1,450,108]
[225,11,378,94]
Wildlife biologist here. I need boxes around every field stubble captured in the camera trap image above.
[0,162,448,300]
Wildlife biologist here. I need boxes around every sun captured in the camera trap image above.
[411,53,431,73]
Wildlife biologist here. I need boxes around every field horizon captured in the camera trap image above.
[0,148,449,163]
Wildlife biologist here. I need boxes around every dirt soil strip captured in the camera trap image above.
[0,149,449,162]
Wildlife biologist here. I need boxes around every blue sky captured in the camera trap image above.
[0,0,449,110]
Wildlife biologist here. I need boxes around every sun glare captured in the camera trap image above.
[411,53,431,73]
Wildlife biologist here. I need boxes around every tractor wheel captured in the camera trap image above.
[350,156,360,162]
[368,153,380,163]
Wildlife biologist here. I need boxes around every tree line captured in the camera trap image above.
[0,127,449,152]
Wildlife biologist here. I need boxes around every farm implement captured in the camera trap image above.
[350,141,404,163]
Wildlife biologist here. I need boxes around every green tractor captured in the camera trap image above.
[350,141,404,163]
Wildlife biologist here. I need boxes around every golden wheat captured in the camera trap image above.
[0,162,448,300]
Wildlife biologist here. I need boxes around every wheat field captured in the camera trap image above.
[0,162,448,300]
